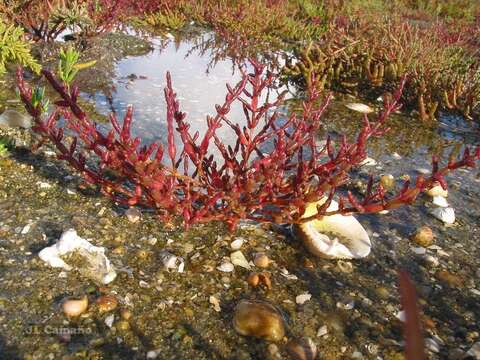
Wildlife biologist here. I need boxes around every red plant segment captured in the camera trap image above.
[16,62,480,230]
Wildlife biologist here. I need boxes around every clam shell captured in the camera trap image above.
[293,198,371,259]
[345,103,374,113]
[430,207,455,224]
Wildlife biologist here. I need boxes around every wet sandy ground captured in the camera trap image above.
[0,31,479,360]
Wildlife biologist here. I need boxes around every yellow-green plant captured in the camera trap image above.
[0,20,40,76]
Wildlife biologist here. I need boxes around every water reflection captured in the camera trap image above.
[90,32,287,159]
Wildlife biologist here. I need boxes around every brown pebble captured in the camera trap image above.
[115,320,130,331]
[254,253,271,268]
[380,174,395,190]
[411,226,434,247]
[96,295,118,312]
[436,270,463,287]
[303,258,315,269]
[120,308,132,320]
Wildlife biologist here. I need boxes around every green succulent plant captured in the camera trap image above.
[0,20,41,76]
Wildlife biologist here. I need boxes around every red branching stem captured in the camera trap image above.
[16,65,480,229]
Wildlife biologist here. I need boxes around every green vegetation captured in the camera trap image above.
[0,20,40,76]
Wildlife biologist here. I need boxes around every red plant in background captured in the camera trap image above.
[16,61,480,230]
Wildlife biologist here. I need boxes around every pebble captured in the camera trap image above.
[316,325,328,337]
[116,320,130,331]
[286,337,317,360]
[230,237,245,250]
[120,309,132,320]
[380,174,395,190]
[209,295,221,312]
[424,255,439,267]
[296,293,312,305]
[125,208,141,223]
[232,300,286,342]
[146,349,162,359]
[466,342,480,359]
[436,270,463,287]
[336,299,355,310]
[217,261,234,272]
[411,226,434,247]
[337,260,353,273]
[411,247,427,255]
[253,253,270,268]
[425,337,441,353]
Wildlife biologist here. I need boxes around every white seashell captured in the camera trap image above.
[158,251,178,269]
[37,182,52,189]
[336,300,355,310]
[392,152,402,160]
[345,103,374,113]
[295,293,312,305]
[38,229,116,284]
[432,196,449,208]
[411,247,426,255]
[104,314,115,328]
[396,310,406,322]
[21,224,31,234]
[230,251,251,269]
[294,198,371,259]
[359,157,377,166]
[217,261,234,272]
[317,325,328,337]
[430,207,455,224]
[230,238,245,250]
[62,296,88,317]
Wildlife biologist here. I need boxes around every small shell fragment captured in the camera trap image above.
[345,103,374,113]
[230,251,251,269]
[158,251,178,269]
[296,293,312,305]
[230,238,245,250]
[432,196,449,208]
[209,295,221,312]
[217,261,234,272]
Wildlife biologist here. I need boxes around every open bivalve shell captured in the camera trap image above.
[293,198,371,259]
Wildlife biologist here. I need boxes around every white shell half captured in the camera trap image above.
[345,103,374,114]
[294,198,371,259]
[38,229,117,284]
[430,207,455,224]
[432,196,449,208]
